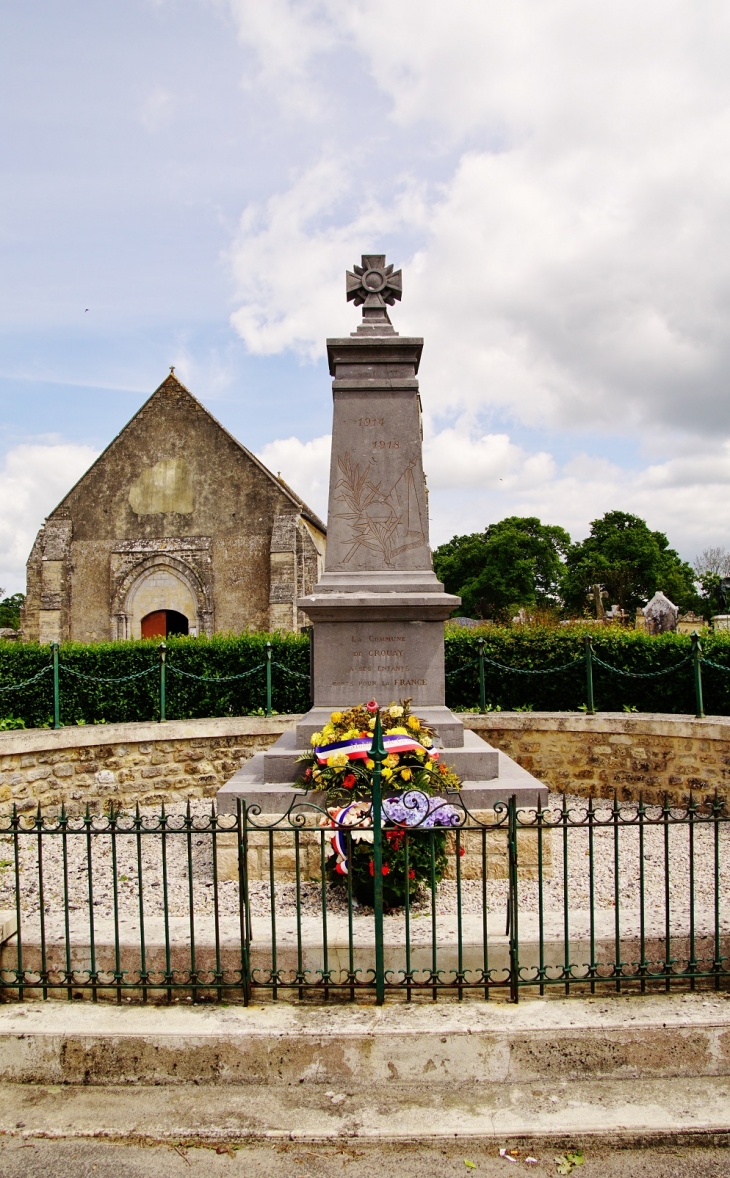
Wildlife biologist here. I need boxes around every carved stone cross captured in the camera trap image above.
[346,255,402,333]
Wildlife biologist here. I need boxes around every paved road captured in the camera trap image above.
[0,1137,728,1178]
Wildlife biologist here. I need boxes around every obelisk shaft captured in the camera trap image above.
[298,257,459,709]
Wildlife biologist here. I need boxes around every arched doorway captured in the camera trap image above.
[141,610,189,639]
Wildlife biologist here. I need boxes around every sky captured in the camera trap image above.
[2,0,730,594]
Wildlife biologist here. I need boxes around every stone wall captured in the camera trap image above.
[22,374,325,643]
[0,716,292,814]
[3,711,729,816]
[463,712,730,805]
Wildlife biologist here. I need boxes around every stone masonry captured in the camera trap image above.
[0,717,292,814]
[22,374,325,643]
[3,712,729,817]
[465,712,730,806]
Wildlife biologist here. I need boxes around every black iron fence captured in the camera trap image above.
[1,788,728,1005]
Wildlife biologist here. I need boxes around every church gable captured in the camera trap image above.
[23,373,325,643]
[50,373,309,542]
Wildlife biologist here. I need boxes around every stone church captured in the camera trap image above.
[22,373,326,643]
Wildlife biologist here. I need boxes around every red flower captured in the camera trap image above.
[304,767,312,780]
[439,764,448,775]
[342,773,356,790]
[459,846,466,857]
[408,869,416,880]
[369,860,390,876]
[366,699,379,713]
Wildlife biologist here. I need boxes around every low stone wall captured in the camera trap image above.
[463,712,730,805]
[2,711,728,814]
[0,717,293,813]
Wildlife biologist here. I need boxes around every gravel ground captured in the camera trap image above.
[0,793,728,938]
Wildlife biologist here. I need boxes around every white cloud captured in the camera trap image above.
[0,442,98,596]
[224,1,730,564]
[227,1,730,441]
[139,86,175,133]
[225,0,338,115]
[256,433,331,518]
[258,419,730,563]
[229,159,427,360]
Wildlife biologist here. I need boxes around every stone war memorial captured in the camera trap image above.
[218,256,547,814]
[2,258,730,1164]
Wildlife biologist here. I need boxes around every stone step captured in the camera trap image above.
[260,728,499,784]
[0,994,728,1089]
[1,1074,729,1150]
[218,746,546,814]
[295,705,466,748]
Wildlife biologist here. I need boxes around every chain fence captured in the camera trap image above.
[0,631,724,728]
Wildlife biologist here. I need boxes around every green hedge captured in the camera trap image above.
[444,626,730,713]
[2,628,730,728]
[0,634,311,728]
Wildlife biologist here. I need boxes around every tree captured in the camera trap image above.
[693,547,730,578]
[0,593,24,630]
[433,516,571,620]
[561,511,697,617]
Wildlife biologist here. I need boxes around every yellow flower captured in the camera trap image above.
[310,731,322,746]
[327,752,349,768]
[365,759,374,769]
[421,736,433,748]
[390,726,407,736]
[322,723,335,737]
[384,754,399,768]
[368,717,376,730]
[415,749,425,759]
[408,715,420,731]
[426,760,434,770]
[389,704,404,717]
[381,767,393,780]
[400,767,412,781]
[330,711,343,723]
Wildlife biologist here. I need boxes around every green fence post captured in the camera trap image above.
[584,636,595,714]
[52,642,60,729]
[507,793,520,1003]
[158,642,166,722]
[370,711,386,1005]
[265,641,272,716]
[478,636,486,712]
[691,631,705,719]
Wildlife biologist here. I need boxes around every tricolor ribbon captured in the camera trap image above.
[315,733,437,765]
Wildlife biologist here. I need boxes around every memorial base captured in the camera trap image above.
[216,707,548,815]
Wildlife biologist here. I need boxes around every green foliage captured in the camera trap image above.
[335,828,449,909]
[4,626,730,727]
[0,633,310,728]
[0,716,25,730]
[696,571,723,621]
[562,511,697,617]
[0,593,24,630]
[444,625,730,714]
[433,516,571,619]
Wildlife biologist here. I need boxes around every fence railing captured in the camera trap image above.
[0,640,311,728]
[1,785,728,1005]
[2,631,726,727]
[447,632,707,717]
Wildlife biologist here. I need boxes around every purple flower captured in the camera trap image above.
[382,791,461,828]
